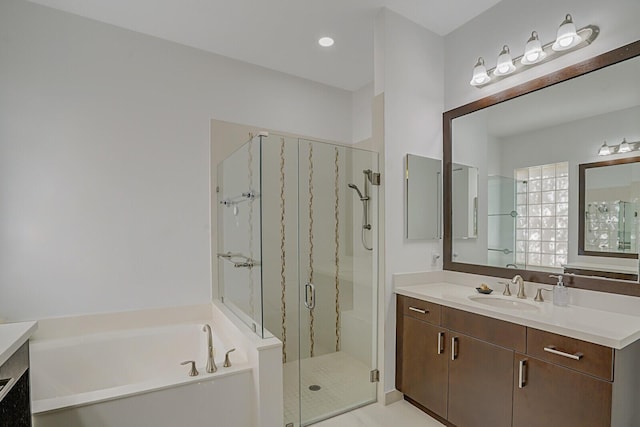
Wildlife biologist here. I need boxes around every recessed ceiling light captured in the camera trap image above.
[318,37,334,47]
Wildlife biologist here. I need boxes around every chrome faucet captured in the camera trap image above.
[512,275,526,299]
[202,324,217,373]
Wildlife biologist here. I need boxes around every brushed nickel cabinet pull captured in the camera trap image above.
[408,306,427,314]
[518,359,527,388]
[437,332,445,354]
[451,337,458,361]
[544,345,584,360]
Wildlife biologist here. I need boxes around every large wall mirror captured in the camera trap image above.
[443,40,640,296]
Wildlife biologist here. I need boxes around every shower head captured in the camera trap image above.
[348,183,365,200]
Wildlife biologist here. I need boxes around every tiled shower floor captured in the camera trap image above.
[283,351,376,426]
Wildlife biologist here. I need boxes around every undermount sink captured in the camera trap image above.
[468,295,540,312]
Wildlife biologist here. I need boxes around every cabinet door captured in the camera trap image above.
[513,354,612,427]
[448,333,513,427]
[401,316,448,419]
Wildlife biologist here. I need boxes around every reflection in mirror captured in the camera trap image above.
[579,157,640,266]
[405,154,441,239]
[446,44,640,289]
[452,163,478,240]
[488,175,517,267]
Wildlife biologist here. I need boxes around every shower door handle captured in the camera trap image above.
[304,283,316,309]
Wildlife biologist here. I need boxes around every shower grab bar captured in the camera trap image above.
[217,252,261,268]
[488,248,513,254]
[488,211,518,217]
[220,191,259,207]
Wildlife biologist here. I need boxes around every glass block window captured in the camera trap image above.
[515,162,569,268]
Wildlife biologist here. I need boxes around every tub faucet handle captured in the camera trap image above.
[180,360,199,377]
[224,348,236,368]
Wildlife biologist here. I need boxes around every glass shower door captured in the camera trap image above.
[297,140,379,426]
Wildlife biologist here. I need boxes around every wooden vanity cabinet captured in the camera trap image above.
[397,296,448,418]
[443,307,524,427]
[512,354,612,427]
[447,333,513,427]
[400,316,448,418]
[396,297,524,427]
[396,294,640,427]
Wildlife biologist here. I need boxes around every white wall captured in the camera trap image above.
[374,8,444,394]
[0,0,353,321]
[445,0,640,110]
[352,82,374,144]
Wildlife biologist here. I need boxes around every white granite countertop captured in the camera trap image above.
[0,321,38,367]
[396,282,640,350]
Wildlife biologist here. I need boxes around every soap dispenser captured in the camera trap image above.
[550,274,569,306]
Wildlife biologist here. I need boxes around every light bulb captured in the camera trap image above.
[552,14,582,51]
[619,138,631,153]
[521,31,546,65]
[470,57,490,86]
[598,141,611,156]
[493,45,516,76]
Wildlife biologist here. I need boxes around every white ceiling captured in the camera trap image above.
[26,0,503,91]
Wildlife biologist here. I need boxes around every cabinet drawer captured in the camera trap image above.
[442,307,526,352]
[527,328,614,381]
[399,295,441,325]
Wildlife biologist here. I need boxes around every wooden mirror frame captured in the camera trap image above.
[578,156,640,260]
[443,40,640,297]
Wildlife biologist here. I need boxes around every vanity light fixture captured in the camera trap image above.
[469,13,599,87]
[598,138,640,156]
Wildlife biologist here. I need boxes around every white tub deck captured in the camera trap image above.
[30,323,253,427]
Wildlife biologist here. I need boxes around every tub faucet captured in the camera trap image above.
[512,275,526,299]
[202,324,217,373]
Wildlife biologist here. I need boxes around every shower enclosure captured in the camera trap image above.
[217,133,379,426]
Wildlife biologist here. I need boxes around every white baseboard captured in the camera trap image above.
[384,389,403,405]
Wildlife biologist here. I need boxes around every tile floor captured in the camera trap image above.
[283,351,376,426]
[312,400,445,427]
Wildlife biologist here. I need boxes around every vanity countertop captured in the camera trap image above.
[0,321,38,367]
[396,282,640,349]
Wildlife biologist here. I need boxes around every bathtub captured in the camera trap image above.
[30,323,254,427]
